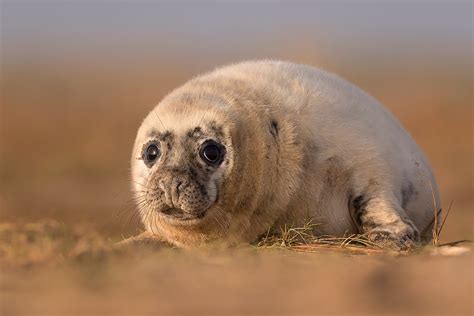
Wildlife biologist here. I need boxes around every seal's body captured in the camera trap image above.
[131,60,440,248]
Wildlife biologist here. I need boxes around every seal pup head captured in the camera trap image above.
[131,91,242,247]
[131,64,305,247]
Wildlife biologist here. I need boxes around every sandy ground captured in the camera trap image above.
[0,222,472,316]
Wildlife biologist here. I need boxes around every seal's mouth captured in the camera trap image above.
[160,207,206,221]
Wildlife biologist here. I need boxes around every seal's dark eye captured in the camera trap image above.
[200,140,225,166]
[143,142,160,167]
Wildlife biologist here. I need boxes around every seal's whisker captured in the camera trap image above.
[117,195,150,228]
[153,109,167,130]
[132,181,149,189]
[116,197,141,219]
[197,111,208,128]
[211,208,230,233]
[141,201,155,228]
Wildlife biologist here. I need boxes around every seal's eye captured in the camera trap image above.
[200,140,224,166]
[143,142,160,167]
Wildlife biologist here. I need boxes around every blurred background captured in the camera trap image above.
[1,1,472,241]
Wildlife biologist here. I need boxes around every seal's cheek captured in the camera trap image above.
[131,163,150,194]
[206,169,224,205]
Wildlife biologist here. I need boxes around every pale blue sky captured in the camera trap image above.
[2,1,472,64]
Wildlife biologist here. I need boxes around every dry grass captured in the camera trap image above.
[255,203,472,255]
[255,219,396,255]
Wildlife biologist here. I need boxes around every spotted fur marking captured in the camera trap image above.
[269,120,279,139]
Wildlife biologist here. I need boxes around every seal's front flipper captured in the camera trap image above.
[351,194,420,250]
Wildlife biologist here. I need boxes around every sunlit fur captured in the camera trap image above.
[131,60,441,248]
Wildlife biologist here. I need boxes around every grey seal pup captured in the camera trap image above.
[131,60,441,249]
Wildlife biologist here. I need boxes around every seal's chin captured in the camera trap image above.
[160,207,206,222]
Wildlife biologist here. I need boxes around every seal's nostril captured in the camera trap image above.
[170,178,183,208]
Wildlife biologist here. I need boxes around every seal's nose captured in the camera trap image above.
[158,179,172,207]
[158,173,187,209]
[171,178,183,207]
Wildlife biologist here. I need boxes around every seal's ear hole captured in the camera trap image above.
[270,120,279,138]
[199,139,226,166]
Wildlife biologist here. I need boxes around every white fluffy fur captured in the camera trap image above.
[131,60,441,248]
